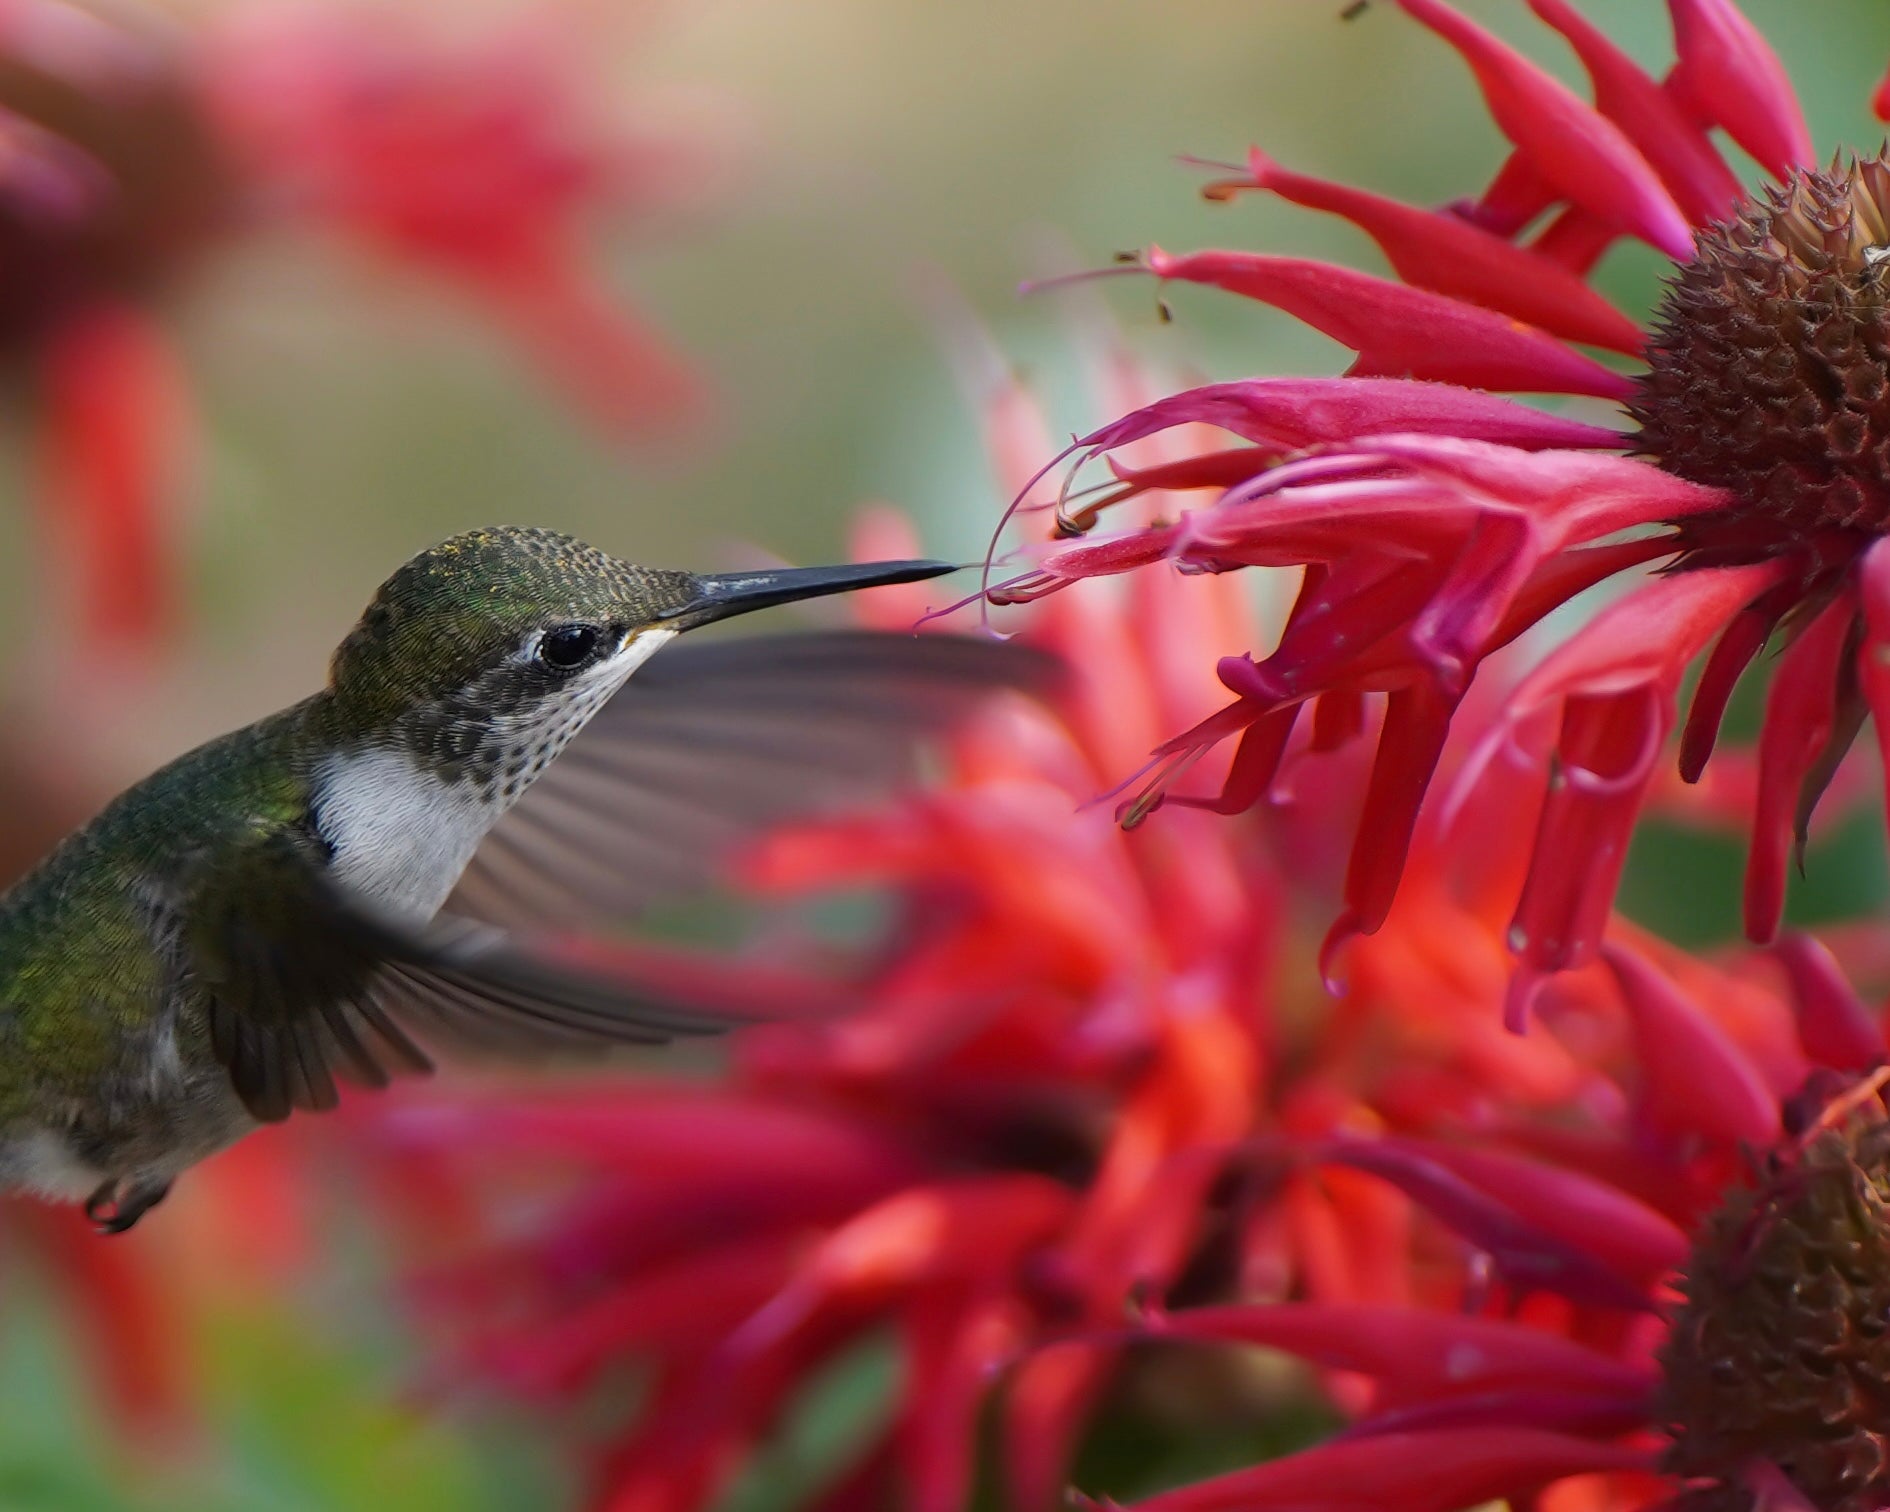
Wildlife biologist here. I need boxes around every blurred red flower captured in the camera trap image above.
[0,0,707,660]
[1067,922,1890,1512]
[992,0,1890,1022]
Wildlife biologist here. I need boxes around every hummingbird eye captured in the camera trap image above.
[537,622,604,672]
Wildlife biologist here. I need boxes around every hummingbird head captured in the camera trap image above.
[324,525,955,796]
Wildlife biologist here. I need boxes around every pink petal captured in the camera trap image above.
[1525,0,1742,226]
[1144,1303,1652,1400]
[1211,146,1646,352]
[1678,585,1791,782]
[1773,932,1885,1070]
[1109,1426,1650,1512]
[1318,1141,1656,1311]
[1367,1138,1689,1284]
[1745,589,1857,943]
[1336,1389,1654,1441]
[1395,0,1695,259]
[1667,0,1814,178]
[1602,942,1782,1144]
[1068,377,1624,460]
[1144,248,1635,398]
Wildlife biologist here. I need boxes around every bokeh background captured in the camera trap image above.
[0,0,1883,1507]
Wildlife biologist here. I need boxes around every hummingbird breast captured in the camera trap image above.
[311,745,506,918]
[310,632,673,918]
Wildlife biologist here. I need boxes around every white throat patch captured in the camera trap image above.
[314,627,677,918]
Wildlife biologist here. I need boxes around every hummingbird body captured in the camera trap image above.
[0,706,306,1204]
[0,528,1027,1230]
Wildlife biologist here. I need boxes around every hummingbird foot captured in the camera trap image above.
[83,1176,172,1235]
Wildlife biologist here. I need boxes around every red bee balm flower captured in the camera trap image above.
[1067,932,1890,1512]
[995,0,1890,1020]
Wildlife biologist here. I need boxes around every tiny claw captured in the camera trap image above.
[84,1176,171,1235]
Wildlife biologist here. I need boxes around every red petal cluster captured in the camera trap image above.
[992,0,1890,1017]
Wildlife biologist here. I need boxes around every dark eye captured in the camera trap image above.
[538,623,603,671]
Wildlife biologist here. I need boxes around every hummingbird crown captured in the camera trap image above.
[325,526,698,791]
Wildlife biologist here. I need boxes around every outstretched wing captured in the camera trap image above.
[447,631,1058,931]
[186,829,736,1123]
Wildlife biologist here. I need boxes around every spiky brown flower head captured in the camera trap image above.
[1656,1074,1890,1512]
[1630,156,1890,537]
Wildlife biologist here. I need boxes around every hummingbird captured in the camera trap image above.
[0,526,1038,1233]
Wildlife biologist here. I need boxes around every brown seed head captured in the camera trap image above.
[1630,157,1890,535]
[1656,1096,1890,1512]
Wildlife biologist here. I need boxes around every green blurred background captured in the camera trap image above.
[0,0,1885,1507]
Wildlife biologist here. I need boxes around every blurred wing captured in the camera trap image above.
[448,631,1057,931]
[188,830,734,1123]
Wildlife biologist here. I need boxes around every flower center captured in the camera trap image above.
[1629,158,1890,535]
[1656,1089,1890,1512]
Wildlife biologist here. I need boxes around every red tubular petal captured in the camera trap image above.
[1745,590,1856,944]
[466,1234,801,1397]
[1774,932,1886,1070]
[36,305,190,659]
[1406,510,1539,689]
[465,243,704,439]
[1529,206,1619,275]
[1858,540,1890,822]
[1321,1141,1656,1311]
[1369,1138,1689,1284]
[1003,1349,1115,1512]
[1878,59,1890,123]
[1146,1303,1651,1400]
[1667,0,1814,178]
[1602,942,1782,1144]
[1459,150,1558,237]
[1499,563,1783,1008]
[898,1296,1022,1512]
[1115,1426,1650,1512]
[1394,0,1695,259]
[1336,1390,1654,1441]
[1165,704,1300,814]
[1310,689,1364,751]
[1679,588,1789,783]
[1486,537,1682,653]
[1343,682,1459,938]
[1069,377,1624,462]
[1526,0,1742,226]
[1508,687,1668,1001]
[1145,248,1635,398]
[1221,147,1646,352]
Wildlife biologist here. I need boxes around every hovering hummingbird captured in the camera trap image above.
[0,526,1036,1233]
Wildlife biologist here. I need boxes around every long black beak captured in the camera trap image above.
[656,559,959,630]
